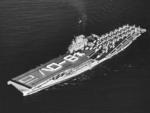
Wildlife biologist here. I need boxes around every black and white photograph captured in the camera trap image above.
[0,0,150,113]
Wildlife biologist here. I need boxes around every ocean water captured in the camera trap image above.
[0,0,150,113]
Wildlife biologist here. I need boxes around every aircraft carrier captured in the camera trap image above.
[7,24,146,96]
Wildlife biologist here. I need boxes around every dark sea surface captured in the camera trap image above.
[0,0,150,113]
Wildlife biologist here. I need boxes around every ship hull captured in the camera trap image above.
[18,56,111,96]
[7,24,146,96]
[21,60,99,96]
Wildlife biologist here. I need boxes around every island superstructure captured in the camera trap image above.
[7,25,146,96]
